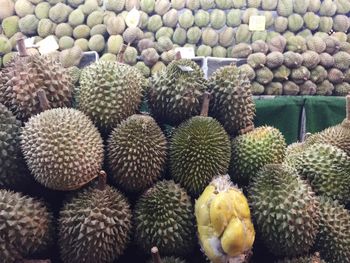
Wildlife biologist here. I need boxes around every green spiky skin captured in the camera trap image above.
[315,198,350,263]
[230,126,286,185]
[67,66,81,85]
[249,164,320,257]
[295,143,350,204]
[276,254,326,263]
[170,116,231,197]
[21,108,104,191]
[283,142,306,168]
[0,54,73,121]
[208,65,255,136]
[134,180,195,256]
[147,256,187,263]
[0,189,53,263]
[148,59,206,126]
[79,61,144,131]
[107,114,167,193]
[58,185,132,263]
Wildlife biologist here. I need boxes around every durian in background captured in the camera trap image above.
[195,175,255,263]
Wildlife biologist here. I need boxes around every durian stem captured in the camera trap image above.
[200,91,211,117]
[17,37,28,57]
[175,51,182,60]
[117,44,128,63]
[304,132,312,141]
[239,125,254,135]
[151,247,162,263]
[97,170,107,190]
[37,89,50,111]
[346,95,350,121]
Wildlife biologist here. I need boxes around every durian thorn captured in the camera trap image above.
[151,247,162,263]
[303,132,312,141]
[175,51,182,60]
[200,91,211,117]
[239,125,254,135]
[97,170,107,190]
[17,37,28,57]
[37,89,51,111]
[117,43,128,63]
[346,95,350,121]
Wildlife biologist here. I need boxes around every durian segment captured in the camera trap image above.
[21,108,104,191]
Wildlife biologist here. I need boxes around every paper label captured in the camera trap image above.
[175,47,195,59]
[177,65,194,72]
[249,15,266,31]
[36,36,59,55]
[24,37,36,48]
[125,7,141,27]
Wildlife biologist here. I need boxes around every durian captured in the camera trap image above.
[251,40,269,54]
[306,37,326,54]
[231,43,252,58]
[328,68,345,84]
[256,67,273,84]
[284,51,303,68]
[283,81,300,95]
[266,51,284,69]
[247,53,266,69]
[265,82,283,95]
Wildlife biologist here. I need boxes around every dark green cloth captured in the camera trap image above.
[304,96,346,133]
[254,97,305,144]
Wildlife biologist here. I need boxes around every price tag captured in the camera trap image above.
[177,65,194,72]
[23,37,36,48]
[175,47,195,59]
[249,15,266,31]
[36,36,59,55]
[125,7,141,27]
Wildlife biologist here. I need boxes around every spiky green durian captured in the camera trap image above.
[333,51,350,71]
[79,61,144,131]
[287,36,307,53]
[231,43,252,58]
[208,65,255,136]
[247,53,266,69]
[277,0,293,16]
[107,114,167,193]
[288,14,304,32]
[239,64,256,81]
[148,59,206,126]
[268,35,287,53]
[274,16,288,33]
[226,9,241,27]
[21,108,104,191]
[249,164,320,257]
[319,0,337,16]
[0,189,53,263]
[328,68,344,84]
[283,142,306,168]
[306,37,326,54]
[251,40,269,54]
[266,51,284,69]
[58,177,132,263]
[284,51,303,68]
[290,66,310,84]
[300,80,316,95]
[251,81,265,95]
[230,126,286,185]
[256,67,273,84]
[283,81,300,95]
[294,143,350,204]
[315,197,350,263]
[170,112,231,196]
[334,83,350,96]
[265,82,283,95]
[310,65,328,83]
[134,180,196,256]
[273,65,291,81]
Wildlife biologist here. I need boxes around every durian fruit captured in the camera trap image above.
[265,82,283,95]
[194,10,210,27]
[231,43,252,58]
[226,9,241,27]
[294,143,350,204]
[208,65,255,136]
[247,0,260,8]
[251,40,269,54]
[140,0,155,13]
[251,31,268,42]
[210,9,225,30]
[212,46,227,58]
[163,9,178,27]
[291,66,310,84]
[172,27,187,45]
[135,61,151,77]
[333,32,348,43]
[319,53,334,69]
[178,9,194,29]
[148,59,206,126]
[284,51,303,68]
[316,80,334,96]
[187,0,200,9]
[283,80,300,95]
[230,126,286,185]
[268,35,287,53]
[276,253,326,263]
[308,0,321,12]
[297,29,312,39]
[147,14,163,32]
[324,37,340,55]
[266,51,284,69]
[283,142,306,168]
[319,0,337,16]
[59,36,74,50]
[58,173,132,263]
[219,28,235,47]
[21,108,104,191]
[67,66,81,85]
[288,14,304,32]
[172,0,186,9]
[328,68,344,84]
[155,0,170,15]
[303,12,319,31]
[251,81,265,95]
[249,164,320,257]
[49,3,72,23]
[156,27,174,40]
[232,0,246,8]
[134,180,196,256]
[55,23,73,38]
[306,37,326,54]
[333,15,350,33]
[273,65,291,81]
[0,0,14,20]
[335,82,350,96]
[195,175,255,263]
[277,0,293,16]
[79,60,144,130]
[256,67,273,85]
[170,93,231,196]
[293,0,309,14]
[2,16,19,38]
[300,80,317,95]
[333,51,350,71]
[106,16,125,35]
[0,190,53,263]
[315,198,350,263]
[239,64,256,81]
[202,27,219,47]
[286,36,307,53]
[335,0,350,14]
[236,24,252,44]
[59,46,83,68]
[151,61,166,75]
[14,0,34,17]
[274,16,288,33]
[18,14,39,35]
[108,115,167,193]
[0,41,73,120]
[262,0,277,10]
[319,17,333,33]
[141,48,159,66]
[247,53,266,69]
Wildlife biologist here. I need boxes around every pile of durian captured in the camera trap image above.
[0,0,350,79]
[0,39,349,263]
[236,34,350,96]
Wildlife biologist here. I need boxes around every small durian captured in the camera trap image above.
[335,82,350,96]
[141,48,159,66]
[231,43,252,58]
[265,82,283,95]
[277,0,293,16]
[316,80,334,96]
[163,9,178,27]
[235,24,252,44]
[268,35,287,53]
[274,16,288,33]
[303,12,320,30]
[283,81,300,95]
[210,9,226,30]
[255,67,273,85]
[324,37,340,55]
[300,80,317,95]
[196,45,212,56]
[306,37,326,54]
[242,8,259,24]
[284,51,303,68]
[288,14,304,32]
[333,51,350,70]
[178,9,194,29]
[247,53,266,69]
[302,51,320,69]
[251,40,269,54]
[291,66,311,84]
[266,51,284,69]
[239,64,256,81]
[226,9,241,27]
[286,36,307,53]
[273,65,291,81]
[319,17,333,33]
[319,0,337,16]
[219,27,235,47]
[202,27,219,47]
[251,81,265,95]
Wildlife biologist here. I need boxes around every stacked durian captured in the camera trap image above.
[237,34,350,96]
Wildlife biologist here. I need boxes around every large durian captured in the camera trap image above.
[294,143,350,204]
[195,175,255,263]
[230,126,286,185]
[315,197,350,263]
[0,189,53,263]
[21,108,104,191]
[170,93,231,197]
[134,180,196,256]
[79,60,144,131]
[58,172,132,263]
[148,58,206,126]
[0,38,73,121]
[107,114,167,193]
[208,65,255,136]
[249,164,320,257]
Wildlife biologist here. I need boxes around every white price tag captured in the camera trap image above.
[249,15,266,31]
[36,36,59,55]
[23,37,36,48]
[125,7,141,27]
[175,47,195,59]
[177,65,194,72]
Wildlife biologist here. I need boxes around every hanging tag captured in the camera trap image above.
[175,47,195,59]
[249,15,266,31]
[177,65,194,72]
[125,7,141,27]
[36,36,59,55]
[23,37,36,48]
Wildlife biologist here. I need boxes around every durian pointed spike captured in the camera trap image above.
[151,247,162,263]
[346,95,350,121]
[97,170,107,191]
[17,37,28,57]
[200,91,211,117]
[37,89,50,111]
[117,44,128,63]
[175,51,182,60]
